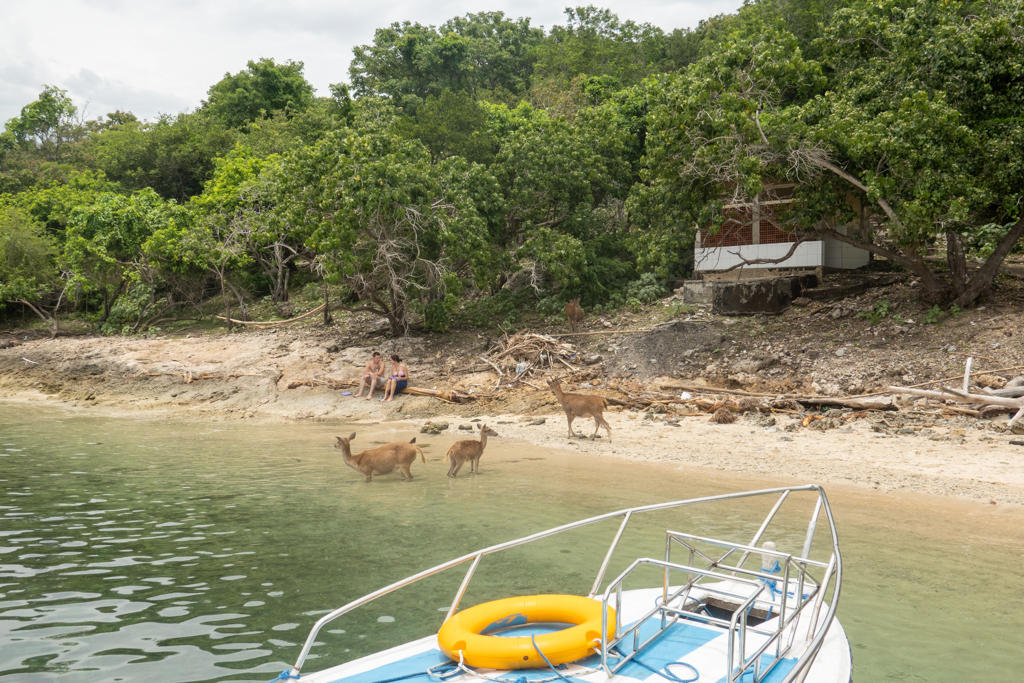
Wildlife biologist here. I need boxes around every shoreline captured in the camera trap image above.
[2,330,1022,512]
[5,383,1023,512]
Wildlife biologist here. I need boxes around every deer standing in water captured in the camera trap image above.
[444,424,498,477]
[547,378,612,442]
[565,298,583,333]
[334,434,424,482]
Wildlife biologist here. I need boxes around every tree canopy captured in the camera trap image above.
[1,1,1021,337]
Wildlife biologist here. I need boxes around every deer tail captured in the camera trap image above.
[444,446,453,464]
[418,446,426,464]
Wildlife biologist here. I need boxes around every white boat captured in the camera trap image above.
[276,485,851,683]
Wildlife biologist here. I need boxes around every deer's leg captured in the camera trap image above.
[400,464,413,480]
[566,410,577,438]
[452,459,465,477]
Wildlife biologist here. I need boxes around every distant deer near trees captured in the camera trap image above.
[547,378,612,442]
[444,424,498,477]
[334,434,425,482]
[565,298,583,333]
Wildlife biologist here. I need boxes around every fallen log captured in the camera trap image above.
[216,303,328,327]
[792,395,896,411]
[889,386,1023,410]
[982,386,1024,398]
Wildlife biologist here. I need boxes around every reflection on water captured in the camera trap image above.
[1,402,1022,682]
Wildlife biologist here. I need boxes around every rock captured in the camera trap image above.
[975,374,1007,389]
[896,427,915,435]
[470,418,481,422]
[755,415,777,428]
[420,420,449,435]
[649,403,668,414]
[603,320,613,328]
[583,354,603,365]
[458,424,473,430]
[779,436,794,441]
[808,417,840,430]
[527,417,546,426]
[835,348,847,357]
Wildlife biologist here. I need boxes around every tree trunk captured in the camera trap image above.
[17,298,59,338]
[100,288,110,323]
[946,230,968,297]
[224,280,250,321]
[220,275,233,331]
[954,215,1024,307]
[387,289,406,337]
[323,282,332,325]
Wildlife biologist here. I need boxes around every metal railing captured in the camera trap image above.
[285,484,842,683]
[599,530,836,683]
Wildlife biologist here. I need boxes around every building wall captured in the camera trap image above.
[694,241,825,272]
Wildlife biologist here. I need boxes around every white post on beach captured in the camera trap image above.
[963,357,973,393]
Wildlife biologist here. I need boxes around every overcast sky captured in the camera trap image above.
[1,0,742,126]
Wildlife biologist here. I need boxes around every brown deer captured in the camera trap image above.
[444,424,498,477]
[565,298,583,333]
[547,378,612,442]
[334,434,425,482]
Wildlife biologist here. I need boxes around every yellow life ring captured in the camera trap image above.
[437,594,615,670]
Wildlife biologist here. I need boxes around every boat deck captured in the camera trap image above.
[301,588,850,683]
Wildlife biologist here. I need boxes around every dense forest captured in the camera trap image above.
[1,0,1022,337]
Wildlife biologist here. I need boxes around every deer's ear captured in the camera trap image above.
[349,432,357,441]
[477,423,482,430]
[335,436,342,443]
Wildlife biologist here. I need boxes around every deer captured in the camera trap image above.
[565,298,583,333]
[334,434,425,482]
[547,378,612,442]
[444,424,498,477]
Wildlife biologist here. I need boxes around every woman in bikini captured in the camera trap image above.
[382,354,409,402]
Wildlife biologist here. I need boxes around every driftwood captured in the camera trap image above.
[789,395,895,411]
[217,303,328,327]
[983,386,1024,398]
[888,386,1023,410]
[661,383,895,411]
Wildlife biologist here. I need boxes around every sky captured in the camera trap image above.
[0,0,742,126]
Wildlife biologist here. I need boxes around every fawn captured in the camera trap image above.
[444,424,498,477]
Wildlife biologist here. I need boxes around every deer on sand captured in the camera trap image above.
[444,424,498,477]
[334,434,425,482]
[565,298,583,333]
[547,378,612,442]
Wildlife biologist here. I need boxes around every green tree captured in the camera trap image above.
[63,189,174,322]
[4,86,82,161]
[400,89,495,163]
[487,102,633,299]
[193,147,302,305]
[0,207,65,336]
[533,7,667,92]
[277,110,489,335]
[94,111,236,202]
[203,58,315,129]
[349,12,543,104]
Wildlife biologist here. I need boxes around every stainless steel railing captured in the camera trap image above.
[286,484,841,683]
[599,531,835,683]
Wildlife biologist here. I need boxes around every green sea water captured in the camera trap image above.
[1,402,1022,682]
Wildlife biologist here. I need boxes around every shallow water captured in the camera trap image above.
[1,402,1022,682]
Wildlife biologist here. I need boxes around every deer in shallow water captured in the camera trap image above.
[547,378,612,442]
[565,298,583,333]
[334,434,424,482]
[444,424,498,477]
